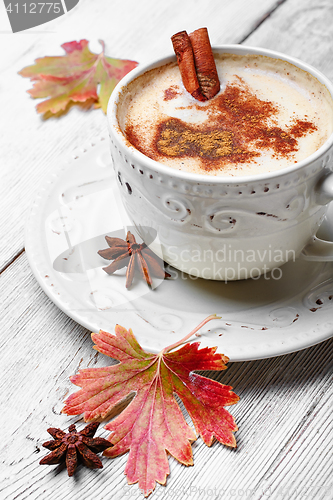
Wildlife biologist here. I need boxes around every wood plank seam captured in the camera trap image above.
[0,247,25,275]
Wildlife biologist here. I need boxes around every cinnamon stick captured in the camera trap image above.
[171,28,220,101]
[189,28,220,100]
[171,30,207,102]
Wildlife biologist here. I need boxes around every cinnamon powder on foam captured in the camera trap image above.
[119,55,333,176]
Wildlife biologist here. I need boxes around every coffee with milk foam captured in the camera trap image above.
[117,54,333,177]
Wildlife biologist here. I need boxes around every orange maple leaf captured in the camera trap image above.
[19,39,138,114]
[62,315,239,496]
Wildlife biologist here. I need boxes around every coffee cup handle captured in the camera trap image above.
[301,171,333,261]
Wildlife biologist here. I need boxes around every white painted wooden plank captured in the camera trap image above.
[1,253,332,499]
[0,0,285,270]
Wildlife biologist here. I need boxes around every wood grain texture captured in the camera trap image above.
[1,0,333,498]
[243,0,333,80]
[1,0,284,271]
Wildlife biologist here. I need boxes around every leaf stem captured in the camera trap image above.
[98,39,106,54]
[162,314,221,354]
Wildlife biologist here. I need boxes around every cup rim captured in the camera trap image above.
[107,44,333,184]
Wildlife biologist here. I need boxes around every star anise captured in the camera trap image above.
[98,231,170,288]
[39,422,111,476]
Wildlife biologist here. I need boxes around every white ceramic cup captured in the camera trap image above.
[107,45,333,280]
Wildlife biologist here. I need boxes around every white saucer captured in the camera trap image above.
[25,139,333,361]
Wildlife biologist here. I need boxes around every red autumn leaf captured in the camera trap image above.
[19,39,138,114]
[62,315,239,497]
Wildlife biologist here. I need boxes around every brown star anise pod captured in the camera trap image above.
[39,422,111,476]
[98,231,170,288]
